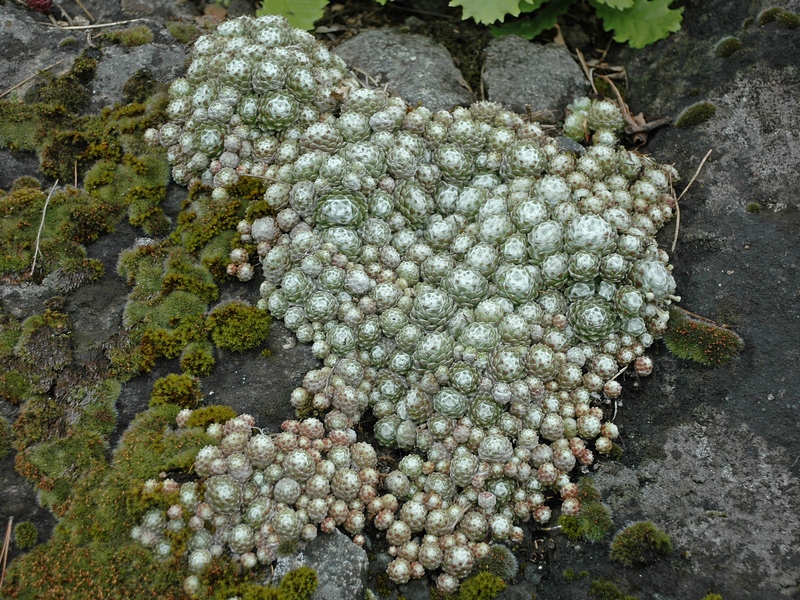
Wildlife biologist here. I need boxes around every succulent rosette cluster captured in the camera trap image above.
[143,14,681,594]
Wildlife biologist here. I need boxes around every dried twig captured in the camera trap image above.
[598,74,671,146]
[52,0,74,25]
[241,173,280,183]
[351,66,381,89]
[39,18,143,29]
[0,517,12,590]
[73,0,95,22]
[671,149,712,253]
[575,48,598,95]
[31,180,59,276]
[0,59,66,99]
[73,160,78,187]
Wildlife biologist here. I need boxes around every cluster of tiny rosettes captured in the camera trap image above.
[141,14,681,595]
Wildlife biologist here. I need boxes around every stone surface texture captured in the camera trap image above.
[482,35,589,120]
[334,29,475,111]
[276,529,369,600]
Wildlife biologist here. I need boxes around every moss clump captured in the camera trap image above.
[122,70,162,104]
[276,566,319,599]
[0,79,170,279]
[700,595,723,600]
[746,202,762,213]
[589,578,637,600]
[14,521,39,549]
[714,36,742,58]
[213,566,318,600]
[3,405,213,599]
[104,26,154,46]
[610,521,672,567]
[675,101,717,128]
[15,309,73,375]
[559,479,613,543]
[0,370,33,404]
[162,250,219,303]
[166,21,201,44]
[185,404,237,429]
[473,544,519,581]
[180,341,215,376]
[23,56,97,113]
[150,373,203,408]
[206,301,271,353]
[0,415,13,459]
[757,7,784,25]
[664,307,744,367]
[775,11,800,29]
[458,571,506,600]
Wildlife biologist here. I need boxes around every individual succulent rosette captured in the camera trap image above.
[145,14,682,595]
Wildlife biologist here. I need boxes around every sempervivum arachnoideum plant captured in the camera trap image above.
[143,14,682,595]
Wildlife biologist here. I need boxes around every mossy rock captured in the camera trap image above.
[14,521,39,549]
[675,101,717,128]
[0,414,13,459]
[609,521,672,567]
[664,307,743,367]
[150,373,203,409]
[458,571,507,600]
[206,301,271,353]
[184,404,237,428]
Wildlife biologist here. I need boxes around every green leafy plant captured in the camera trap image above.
[257,0,683,48]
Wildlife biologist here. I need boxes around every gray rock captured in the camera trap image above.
[273,529,369,600]
[497,584,537,600]
[594,415,800,596]
[0,7,82,101]
[89,27,186,111]
[119,0,199,20]
[397,579,431,600]
[334,29,474,111]
[482,35,588,121]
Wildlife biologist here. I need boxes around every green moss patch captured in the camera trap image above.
[559,479,613,543]
[3,405,213,599]
[207,300,271,353]
[458,571,507,600]
[664,307,744,366]
[0,415,13,459]
[714,36,742,58]
[589,578,637,600]
[184,404,237,428]
[150,373,203,408]
[103,26,155,46]
[0,63,171,280]
[675,101,717,128]
[14,521,39,549]
[609,521,673,567]
[166,21,201,44]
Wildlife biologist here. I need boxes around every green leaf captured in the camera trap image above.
[492,0,576,39]
[590,0,683,48]
[518,0,549,11]
[449,0,525,24]
[257,0,329,30]
[592,0,634,9]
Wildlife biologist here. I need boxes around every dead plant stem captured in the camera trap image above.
[0,59,66,99]
[31,180,59,276]
[672,149,713,253]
